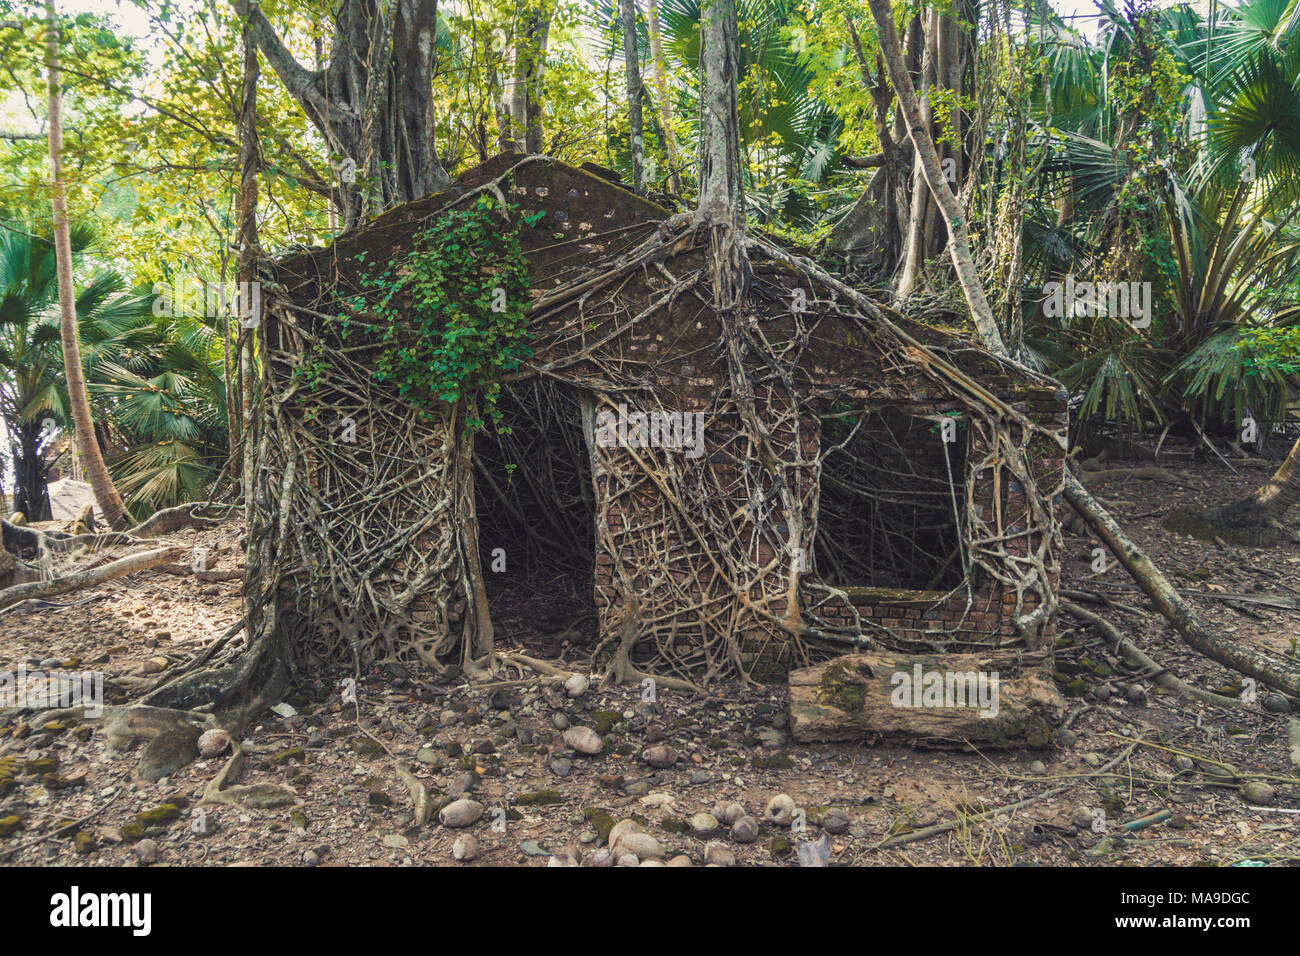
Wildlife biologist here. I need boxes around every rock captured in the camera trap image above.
[764,793,795,827]
[564,674,590,698]
[1081,752,1101,768]
[616,853,639,867]
[520,840,550,857]
[303,849,320,866]
[1241,782,1275,806]
[614,832,664,861]
[552,713,569,731]
[1262,693,1290,714]
[550,758,573,777]
[135,839,159,864]
[607,819,643,848]
[452,833,480,861]
[1028,760,1046,774]
[1069,807,1094,829]
[731,816,759,843]
[583,848,614,867]
[416,747,440,765]
[563,726,603,756]
[642,744,677,768]
[439,798,484,828]
[382,834,409,848]
[704,841,735,866]
[690,812,719,836]
[1057,729,1078,748]
[1173,755,1195,772]
[821,809,850,834]
[1125,685,1147,705]
[720,802,745,826]
[197,729,231,758]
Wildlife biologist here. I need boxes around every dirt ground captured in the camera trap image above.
[2,443,1298,867]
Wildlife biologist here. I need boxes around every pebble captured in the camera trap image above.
[721,802,745,826]
[765,793,795,827]
[135,839,159,864]
[615,832,664,861]
[563,726,603,756]
[453,834,479,861]
[583,848,614,867]
[689,812,719,836]
[1241,781,1275,806]
[1069,807,1094,829]
[1262,693,1290,714]
[550,758,573,777]
[731,816,759,843]
[1057,729,1078,748]
[552,713,569,731]
[666,854,692,867]
[564,674,589,698]
[821,809,849,834]
[1125,685,1147,705]
[1028,760,1046,774]
[439,798,484,828]
[642,744,677,768]
[704,841,735,867]
[303,849,320,866]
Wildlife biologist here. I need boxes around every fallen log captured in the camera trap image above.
[1064,472,1300,698]
[0,546,183,612]
[789,651,1065,749]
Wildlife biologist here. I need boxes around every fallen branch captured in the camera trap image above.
[1065,472,1300,698]
[0,546,183,611]
[1061,600,1245,711]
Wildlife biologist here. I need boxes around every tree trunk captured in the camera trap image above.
[240,0,449,228]
[45,0,129,531]
[865,0,1007,356]
[697,0,743,228]
[1065,473,1300,698]
[620,0,645,195]
[1204,434,1300,528]
[644,0,682,195]
[238,5,260,514]
[11,420,52,522]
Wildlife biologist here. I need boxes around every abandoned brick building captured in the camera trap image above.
[252,154,1068,685]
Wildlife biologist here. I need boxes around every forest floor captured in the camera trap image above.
[2,442,1298,867]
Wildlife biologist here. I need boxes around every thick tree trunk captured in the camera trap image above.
[620,0,646,195]
[45,0,129,531]
[1205,434,1300,528]
[865,0,1006,356]
[697,0,743,228]
[241,0,449,228]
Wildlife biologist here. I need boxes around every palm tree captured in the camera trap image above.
[0,222,94,521]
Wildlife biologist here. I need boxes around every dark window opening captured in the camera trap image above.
[814,406,968,591]
[473,380,597,654]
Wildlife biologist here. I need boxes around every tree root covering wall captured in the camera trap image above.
[246,154,1068,686]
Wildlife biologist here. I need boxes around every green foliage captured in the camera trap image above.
[349,195,536,426]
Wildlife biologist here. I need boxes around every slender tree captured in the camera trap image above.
[237,4,260,511]
[620,0,646,195]
[45,0,129,529]
[865,0,1008,356]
